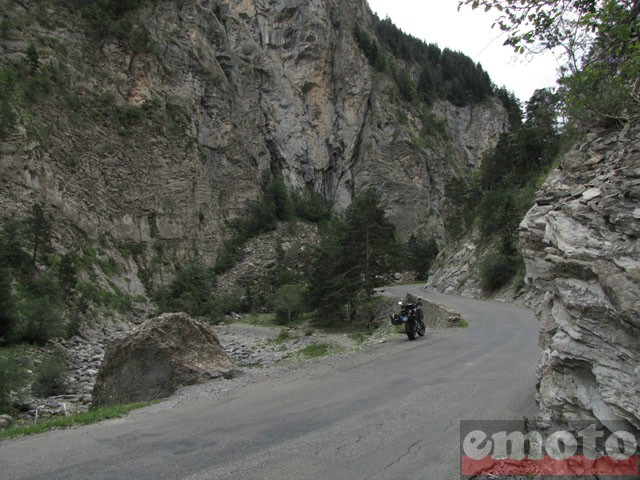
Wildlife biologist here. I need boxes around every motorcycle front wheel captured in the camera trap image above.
[405,322,416,340]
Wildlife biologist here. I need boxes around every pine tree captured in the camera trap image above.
[307,189,400,324]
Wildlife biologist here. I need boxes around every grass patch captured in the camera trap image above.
[394,325,406,334]
[348,330,376,344]
[270,329,293,345]
[457,318,469,329]
[0,402,153,441]
[299,342,333,359]
[243,313,277,326]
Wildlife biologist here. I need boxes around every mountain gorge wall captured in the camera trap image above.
[520,123,640,428]
[0,0,507,295]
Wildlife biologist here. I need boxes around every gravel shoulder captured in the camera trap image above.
[166,319,457,408]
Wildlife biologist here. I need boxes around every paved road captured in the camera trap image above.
[0,287,539,479]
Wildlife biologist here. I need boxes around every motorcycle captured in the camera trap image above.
[390,300,426,340]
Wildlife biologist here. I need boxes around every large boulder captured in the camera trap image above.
[92,313,235,406]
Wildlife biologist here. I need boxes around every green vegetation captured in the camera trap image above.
[299,343,333,359]
[478,252,519,293]
[290,188,334,225]
[0,205,64,345]
[273,284,306,326]
[271,329,294,345]
[406,234,439,281]
[206,180,432,327]
[155,264,220,322]
[214,173,295,274]
[457,0,638,292]
[0,352,28,411]
[446,88,563,293]
[31,352,68,398]
[348,330,374,345]
[354,17,493,107]
[18,272,67,345]
[0,401,152,440]
[243,313,277,326]
[0,204,139,347]
[460,0,639,128]
[153,178,337,326]
[307,189,403,326]
[65,0,154,53]
[0,57,69,139]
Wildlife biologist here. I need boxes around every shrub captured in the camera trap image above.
[0,97,16,138]
[290,188,333,224]
[266,174,293,221]
[57,253,78,299]
[215,173,294,273]
[217,288,254,315]
[157,264,220,322]
[32,352,68,397]
[353,26,386,71]
[75,281,132,312]
[406,234,439,280]
[18,297,65,345]
[394,69,417,102]
[561,63,638,128]
[18,271,66,345]
[273,284,306,325]
[479,252,518,293]
[271,329,293,345]
[354,295,386,329]
[0,220,30,274]
[0,268,17,345]
[0,354,27,411]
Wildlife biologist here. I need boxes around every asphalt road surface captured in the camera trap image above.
[0,287,539,479]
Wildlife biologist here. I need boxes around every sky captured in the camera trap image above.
[366,0,561,104]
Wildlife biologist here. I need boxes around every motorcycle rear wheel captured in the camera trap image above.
[418,320,426,337]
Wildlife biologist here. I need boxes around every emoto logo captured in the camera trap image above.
[460,420,639,477]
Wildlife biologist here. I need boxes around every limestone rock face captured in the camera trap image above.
[519,123,640,427]
[0,0,508,295]
[92,313,234,406]
[426,231,482,297]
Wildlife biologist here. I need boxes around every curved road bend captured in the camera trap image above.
[0,286,539,480]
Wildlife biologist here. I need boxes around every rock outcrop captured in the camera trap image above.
[426,231,483,297]
[520,122,640,428]
[92,313,235,406]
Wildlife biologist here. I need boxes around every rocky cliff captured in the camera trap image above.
[520,122,640,428]
[0,0,508,297]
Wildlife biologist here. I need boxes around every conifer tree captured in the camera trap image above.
[308,189,400,324]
